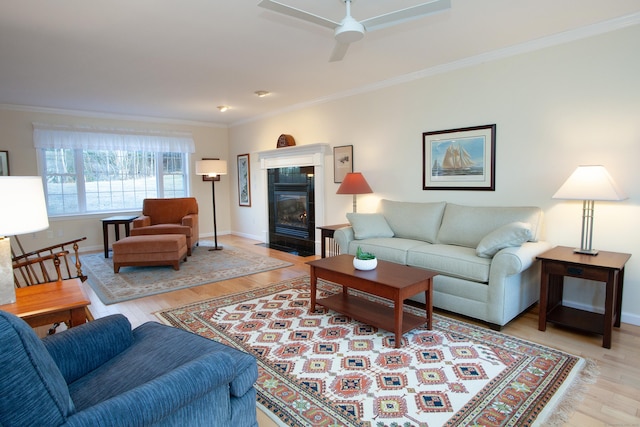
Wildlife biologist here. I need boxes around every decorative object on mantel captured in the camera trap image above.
[353,246,377,270]
[423,124,496,191]
[336,172,372,213]
[0,176,50,304]
[552,165,627,255]
[195,159,227,251]
[276,134,295,148]
[0,151,8,176]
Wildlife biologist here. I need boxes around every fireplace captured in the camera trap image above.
[267,167,315,256]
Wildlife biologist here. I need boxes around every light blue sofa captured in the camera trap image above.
[334,200,552,329]
[0,311,258,426]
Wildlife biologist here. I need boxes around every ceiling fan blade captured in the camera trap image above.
[329,42,350,62]
[361,0,451,32]
[258,0,339,30]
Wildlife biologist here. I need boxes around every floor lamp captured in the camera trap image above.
[336,172,373,213]
[552,165,626,255]
[0,176,50,304]
[196,159,227,251]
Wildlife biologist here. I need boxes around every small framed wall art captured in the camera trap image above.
[0,151,8,176]
[237,153,251,207]
[333,145,353,183]
[422,124,496,191]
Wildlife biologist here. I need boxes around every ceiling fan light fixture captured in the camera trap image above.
[217,105,229,112]
[255,90,270,97]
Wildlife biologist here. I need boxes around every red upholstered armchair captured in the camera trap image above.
[131,198,199,255]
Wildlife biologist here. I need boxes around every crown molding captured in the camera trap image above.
[233,12,640,127]
[0,103,227,129]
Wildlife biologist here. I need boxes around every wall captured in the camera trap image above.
[0,108,230,254]
[228,25,640,325]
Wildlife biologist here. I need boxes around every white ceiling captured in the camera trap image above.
[1,1,639,126]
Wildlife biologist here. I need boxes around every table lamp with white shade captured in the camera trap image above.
[552,165,626,255]
[0,176,50,304]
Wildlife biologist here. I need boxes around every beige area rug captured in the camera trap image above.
[157,276,598,427]
[81,242,293,305]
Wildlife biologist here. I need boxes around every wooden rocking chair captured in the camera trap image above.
[11,236,93,333]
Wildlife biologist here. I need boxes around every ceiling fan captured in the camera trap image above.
[258,0,451,62]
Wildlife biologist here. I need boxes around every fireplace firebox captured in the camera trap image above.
[267,167,315,256]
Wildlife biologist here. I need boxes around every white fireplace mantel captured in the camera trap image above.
[256,143,330,255]
[257,143,330,169]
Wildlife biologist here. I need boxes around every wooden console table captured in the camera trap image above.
[0,278,90,332]
[537,246,631,349]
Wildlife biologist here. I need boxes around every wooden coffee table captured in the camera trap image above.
[307,254,437,348]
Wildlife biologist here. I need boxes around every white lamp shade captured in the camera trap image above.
[552,165,627,201]
[195,160,227,177]
[0,176,49,236]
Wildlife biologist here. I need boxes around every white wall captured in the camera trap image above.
[228,25,640,325]
[0,108,231,254]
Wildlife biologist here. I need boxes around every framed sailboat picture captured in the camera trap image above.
[422,124,496,191]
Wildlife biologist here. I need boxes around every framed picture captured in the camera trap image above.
[237,153,251,207]
[0,151,8,176]
[333,145,353,183]
[422,124,496,191]
[201,157,221,182]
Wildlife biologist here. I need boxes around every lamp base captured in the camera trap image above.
[574,248,599,256]
[1,237,17,305]
[208,246,223,251]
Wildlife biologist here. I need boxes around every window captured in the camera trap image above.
[34,124,195,216]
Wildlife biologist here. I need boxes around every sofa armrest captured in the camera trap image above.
[334,226,355,254]
[43,314,134,384]
[63,352,237,427]
[490,240,553,277]
[133,216,151,228]
[182,213,197,228]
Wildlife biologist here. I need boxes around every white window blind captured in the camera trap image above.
[33,123,195,153]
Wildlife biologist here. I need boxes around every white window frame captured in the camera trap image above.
[33,123,195,217]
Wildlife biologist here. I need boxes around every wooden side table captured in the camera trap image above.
[0,278,90,332]
[537,246,631,348]
[317,224,349,258]
[101,215,139,258]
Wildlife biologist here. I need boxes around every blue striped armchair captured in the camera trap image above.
[0,311,258,426]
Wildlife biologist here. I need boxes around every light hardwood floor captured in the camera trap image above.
[83,235,640,427]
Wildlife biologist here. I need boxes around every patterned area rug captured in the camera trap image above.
[82,242,292,305]
[157,276,595,427]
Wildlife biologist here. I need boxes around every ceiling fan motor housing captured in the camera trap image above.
[335,17,365,43]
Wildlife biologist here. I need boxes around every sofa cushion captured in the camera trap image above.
[347,237,425,265]
[68,321,257,411]
[407,244,492,283]
[0,311,74,426]
[476,222,533,258]
[142,197,198,225]
[346,213,394,240]
[130,224,192,238]
[437,204,543,248]
[378,199,446,243]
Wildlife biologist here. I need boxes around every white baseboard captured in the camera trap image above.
[563,298,640,326]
